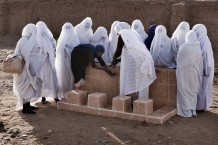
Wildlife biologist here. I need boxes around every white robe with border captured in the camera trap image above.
[118,29,156,98]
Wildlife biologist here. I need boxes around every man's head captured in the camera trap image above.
[94,45,105,57]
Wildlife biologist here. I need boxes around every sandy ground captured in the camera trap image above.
[0,44,218,145]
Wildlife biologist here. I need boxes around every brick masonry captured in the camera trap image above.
[85,66,177,110]
[149,68,177,110]
[58,65,178,122]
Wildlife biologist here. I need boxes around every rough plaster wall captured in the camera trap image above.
[170,1,218,67]
[5,0,173,37]
[0,0,217,65]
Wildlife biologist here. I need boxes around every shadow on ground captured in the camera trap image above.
[19,101,218,145]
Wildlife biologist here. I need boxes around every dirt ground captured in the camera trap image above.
[0,41,218,145]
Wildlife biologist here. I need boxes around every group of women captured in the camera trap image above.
[13,17,214,117]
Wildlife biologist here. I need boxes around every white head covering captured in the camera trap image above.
[90,26,108,47]
[36,21,56,69]
[114,22,130,33]
[176,30,203,117]
[185,30,199,45]
[118,29,156,96]
[192,24,208,47]
[192,24,214,110]
[150,25,175,68]
[13,24,42,110]
[192,24,214,75]
[20,24,37,62]
[171,22,190,65]
[36,21,58,99]
[131,19,148,42]
[56,22,80,54]
[90,26,110,63]
[108,21,119,62]
[75,17,93,44]
[55,22,79,99]
[172,21,190,47]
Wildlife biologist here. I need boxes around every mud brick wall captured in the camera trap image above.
[0,0,217,65]
[170,1,218,67]
[85,66,177,110]
[1,0,173,37]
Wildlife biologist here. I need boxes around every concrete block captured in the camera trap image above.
[88,92,107,108]
[133,99,153,115]
[147,106,177,124]
[67,90,88,105]
[112,96,131,112]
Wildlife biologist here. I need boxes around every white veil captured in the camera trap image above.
[172,21,190,47]
[131,19,148,42]
[114,22,130,33]
[36,21,56,69]
[108,21,119,62]
[150,25,175,68]
[171,21,190,64]
[13,24,42,110]
[192,24,214,110]
[55,22,80,99]
[118,29,156,96]
[75,17,93,44]
[90,26,109,63]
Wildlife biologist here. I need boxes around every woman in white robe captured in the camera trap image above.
[89,26,110,63]
[150,25,175,68]
[108,21,119,63]
[192,24,214,111]
[55,22,80,99]
[176,30,203,117]
[75,17,93,44]
[13,24,43,114]
[171,21,190,64]
[111,28,156,100]
[110,22,131,64]
[36,21,59,102]
[131,19,148,42]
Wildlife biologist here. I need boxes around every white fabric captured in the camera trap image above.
[118,29,156,96]
[36,21,58,99]
[55,22,80,99]
[138,87,149,100]
[114,22,130,33]
[176,30,203,117]
[131,19,148,42]
[75,17,93,44]
[150,25,175,68]
[171,22,190,64]
[108,21,119,62]
[89,26,110,63]
[13,24,43,110]
[192,24,215,110]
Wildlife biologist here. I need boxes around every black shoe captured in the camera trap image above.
[196,110,205,113]
[54,98,60,103]
[30,106,39,110]
[41,97,48,104]
[22,102,36,114]
[25,102,39,110]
